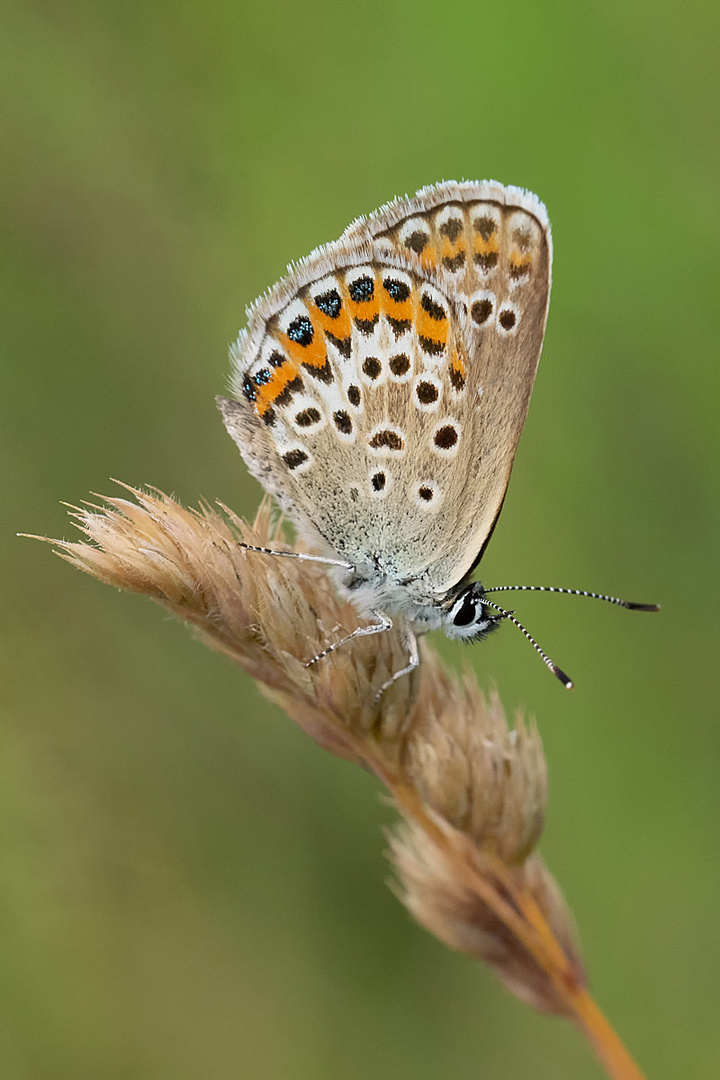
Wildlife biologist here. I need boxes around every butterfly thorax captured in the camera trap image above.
[336,560,450,632]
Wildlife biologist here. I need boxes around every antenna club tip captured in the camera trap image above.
[552,665,574,689]
[623,601,662,612]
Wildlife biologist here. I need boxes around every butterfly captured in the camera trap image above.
[218,180,658,696]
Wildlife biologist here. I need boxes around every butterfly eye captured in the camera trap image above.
[444,586,497,642]
[452,593,478,627]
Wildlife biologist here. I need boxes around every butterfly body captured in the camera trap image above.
[219,181,552,650]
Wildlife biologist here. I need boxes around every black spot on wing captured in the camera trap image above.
[295,407,321,427]
[369,430,404,451]
[474,251,498,270]
[442,252,466,272]
[314,289,342,317]
[449,366,466,391]
[420,293,447,321]
[383,277,410,302]
[439,217,463,242]
[387,316,411,338]
[303,357,334,383]
[406,230,429,254]
[434,425,458,449]
[471,298,493,325]
[283,449,309,470]
[354,314,379,334]
[348,276,374,302]
[362,356,381,380]
[419,336,445,356]
[389,353,410,376]
[474,216,497,241]
[416,380,438,404]
[287,315,314,346]
[333,410,353,435]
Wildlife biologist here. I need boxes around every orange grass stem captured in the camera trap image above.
[571,988,648,1080]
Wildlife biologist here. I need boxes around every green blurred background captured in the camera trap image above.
[3,1,719,1077]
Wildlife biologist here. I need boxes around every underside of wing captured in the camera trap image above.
[220,181,552,599]
[220,242,488,589]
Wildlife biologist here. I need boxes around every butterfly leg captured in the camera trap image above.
[304,610,393,668]
[239,542,353,570]
[238,545,412,690]
[373,627,419,703]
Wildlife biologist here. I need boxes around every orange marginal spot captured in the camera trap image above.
[419,242,438,269]
[255,357,302,416]
[417,305,449,348]
[509,250,533,276]
[441,234,467,259]
[309,296,352,341]
[449,348,466,380]
[344,270,380,324]
[474,234,500,259]
[379,285,413,323]
[278,325,329,375]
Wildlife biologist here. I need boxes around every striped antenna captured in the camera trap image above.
[482,585,660,612]
[481,599,574,689]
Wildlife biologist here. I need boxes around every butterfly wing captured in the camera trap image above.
[219,181,551,604]
[342,180,553,592]
[220,239,486,585]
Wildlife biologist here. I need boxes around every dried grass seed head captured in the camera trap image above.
[403,651,547,864]
[42,486,417,765]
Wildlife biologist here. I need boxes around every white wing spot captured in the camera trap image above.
[345,265,376,293]
[310,273,343,300]
[508,211,541,249]
[470,204,501,233]
[260,339,289,370]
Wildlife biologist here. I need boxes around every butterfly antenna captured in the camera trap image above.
[482,599,574,689]
[481,584,660,612]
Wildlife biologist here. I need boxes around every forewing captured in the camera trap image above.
[219,241,484,587]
